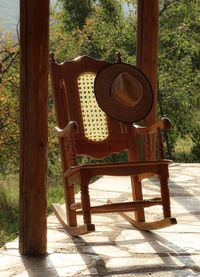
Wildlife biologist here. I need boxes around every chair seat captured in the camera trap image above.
[65,160,172,179]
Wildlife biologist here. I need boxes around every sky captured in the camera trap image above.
[0,0,19,32]
[0,0,56,33]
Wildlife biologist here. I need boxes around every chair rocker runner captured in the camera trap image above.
[49,53,177,236]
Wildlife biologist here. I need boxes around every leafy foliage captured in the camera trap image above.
[50,0,136,63]
[0,0,200,178]
[59,0,93,31]
[191,125,200,160]
[0,30,20,175]
[158,0,200,157]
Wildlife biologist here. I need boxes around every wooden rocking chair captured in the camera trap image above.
[49,53,177,236]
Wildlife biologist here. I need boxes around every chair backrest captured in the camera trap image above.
[49,54,138,160]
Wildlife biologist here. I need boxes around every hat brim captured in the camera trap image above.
[94,63,153,123]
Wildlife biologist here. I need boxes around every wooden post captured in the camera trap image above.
[19,0,49,255]
[130,0,159,222]
[136,0,158,125]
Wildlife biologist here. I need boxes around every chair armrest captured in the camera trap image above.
[54,121,78,137]
[55,121,78,167]
[133,117,171,135]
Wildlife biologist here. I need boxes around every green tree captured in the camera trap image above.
[59,0,93,31]
[0,30,20,174]
[51,0,137,62]
[158,0,200,157]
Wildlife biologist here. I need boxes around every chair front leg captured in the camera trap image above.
[130,175,145,222]
[80,178,91,225]
[64,177,77,227]
[159,169,171,218]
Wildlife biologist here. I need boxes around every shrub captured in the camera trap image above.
[191,126,200,162]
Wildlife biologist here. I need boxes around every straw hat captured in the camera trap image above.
[94,63,153,122]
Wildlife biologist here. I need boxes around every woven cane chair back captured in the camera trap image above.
[50,55,130,159]
[78,72,109,142]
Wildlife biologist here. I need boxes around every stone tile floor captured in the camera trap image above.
[1,163,200,276]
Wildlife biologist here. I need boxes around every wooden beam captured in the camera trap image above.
[130,0,159,221]
[136,0,159,125]
[19,0,49,255]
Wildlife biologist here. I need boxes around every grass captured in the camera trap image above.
[0,173,65,248]
[0,175,19,247]
[47,180,65,214]
[173,136,196,162]
[174,136,193,155]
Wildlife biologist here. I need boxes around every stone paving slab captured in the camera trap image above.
[1,163,200,276]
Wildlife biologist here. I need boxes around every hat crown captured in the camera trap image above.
[94,62,153,122]
[111,72,143,108]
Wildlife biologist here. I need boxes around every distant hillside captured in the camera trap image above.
[0,0,19,32]
[0,0,57,33]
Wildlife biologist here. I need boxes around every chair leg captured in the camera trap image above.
[80,181,92,225]
[53,175,95,236]
[159,170,171,218]
[64,178,77,227]
[130,175,145,222]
